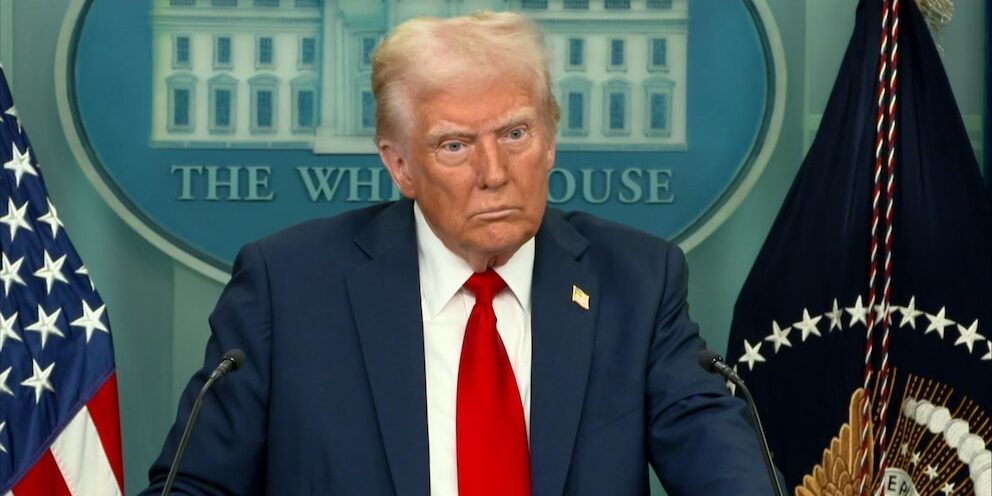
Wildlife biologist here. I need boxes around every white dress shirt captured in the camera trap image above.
[414,203,534,496]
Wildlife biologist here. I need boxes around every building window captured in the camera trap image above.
[249,75,278,133]
[215,90,232,127]
[602,79,630,135]
[257,37,274,68]
[644,76,675,137]
[361,91,375,130]
[564,0,589,8]
[559,76,591,137]
[647,0,673,8]
[567,92,584,131]
[649,93,669,131]
[291,74,318,132]
[215,36,232,68]
[209,74,237,133]
[175,89,191,126]
[609,93,624,130]
[257,91,273,127]
[211,0,237,6]
[253,0,279,6]
[166,74,197,133]
[359,36,377,69]
[170,0,196,5]
[566,38,584,70]
[173,36,191,68]
[608,39,625,70]
[300,37,317,67]
[298,91,315,128]
[605,0,630,9]
[521,0,547,8]
[649,38,667,70]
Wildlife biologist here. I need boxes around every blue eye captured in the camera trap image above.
[442,142,463,152]
[507,128,526,140]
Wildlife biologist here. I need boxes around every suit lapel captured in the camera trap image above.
[346,200,430,496]
[529,211,598,496]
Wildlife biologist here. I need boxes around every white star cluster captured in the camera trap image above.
[737,296,991,372]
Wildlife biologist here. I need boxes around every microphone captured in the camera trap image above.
[161,349,247,496]
[698,350,786,496]
[209,348,246,381]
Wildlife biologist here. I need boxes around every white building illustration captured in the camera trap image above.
[150,0,688,153]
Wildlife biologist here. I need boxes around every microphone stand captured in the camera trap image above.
[731,377,786,496]
[161,349,245,496]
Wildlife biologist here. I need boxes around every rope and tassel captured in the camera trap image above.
[858,0,898,493]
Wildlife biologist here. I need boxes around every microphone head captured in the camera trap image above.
[222,349,247,372]
[697,350,724,373]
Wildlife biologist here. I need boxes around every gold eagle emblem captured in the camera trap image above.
[796,388,873,496]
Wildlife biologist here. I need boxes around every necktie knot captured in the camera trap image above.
[464,269,506,303]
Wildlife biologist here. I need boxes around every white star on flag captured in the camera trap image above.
[983,342,992,361]
[20,359,55,404]
[0,311,21,352]
[37,198,64,238]
[76,265,95,291]
[874,302,892,324]
[24,305,64,350]
[924,464,939,479]
[0,421,6,453]
[846,296,869,328]
[925,307,955,339]
[4,105,19,132]
[764,320,792,353]
[0,366,13,396]
[0,197,34,241]
[3,142,37,187]
[954,319,985,353]
[941,482,955,495]
[898,296,923,329]
[909,452,921,466]
[794,308,822,342]
[33,250,69,295]
[0,253,25,296]
[825,298,843,332]
[71,301,109,343]
[739,339,766,371]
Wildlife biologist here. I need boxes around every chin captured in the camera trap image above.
[472,231,533,256]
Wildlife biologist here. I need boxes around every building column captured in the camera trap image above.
[317,0,339,136]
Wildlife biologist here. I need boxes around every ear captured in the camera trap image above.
[378,139,417,199]
[544,139,556,173]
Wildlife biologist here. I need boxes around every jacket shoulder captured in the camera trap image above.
[554,209,677,256]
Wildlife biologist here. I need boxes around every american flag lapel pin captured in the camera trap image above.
[571,285,590,311]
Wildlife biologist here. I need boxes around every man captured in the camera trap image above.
[144,12,778,495]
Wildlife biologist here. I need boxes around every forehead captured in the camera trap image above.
[412,77,541,133]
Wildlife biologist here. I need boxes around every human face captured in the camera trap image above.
[378,77,556,271]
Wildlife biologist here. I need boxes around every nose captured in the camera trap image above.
[475,136,509,190]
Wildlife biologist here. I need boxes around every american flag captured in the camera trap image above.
[0,67,123,494]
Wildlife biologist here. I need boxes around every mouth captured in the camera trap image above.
[473,207,519,221]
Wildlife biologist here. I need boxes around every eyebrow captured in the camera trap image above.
[424,108,539,145]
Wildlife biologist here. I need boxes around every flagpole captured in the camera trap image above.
[985,0,990,184]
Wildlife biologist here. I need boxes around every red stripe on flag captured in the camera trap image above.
[12,450,72,496]
[87,373,125,492]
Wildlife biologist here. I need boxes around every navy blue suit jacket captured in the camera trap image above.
[144,200,777,495]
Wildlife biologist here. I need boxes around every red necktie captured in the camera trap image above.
[456,269,531,495]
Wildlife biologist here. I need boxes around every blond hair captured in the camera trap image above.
[371,11,560,143]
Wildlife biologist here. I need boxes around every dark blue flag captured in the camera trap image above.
[0,66,124,494]
[726,1,992,495]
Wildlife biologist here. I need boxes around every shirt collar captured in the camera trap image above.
[414,202,535,318]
